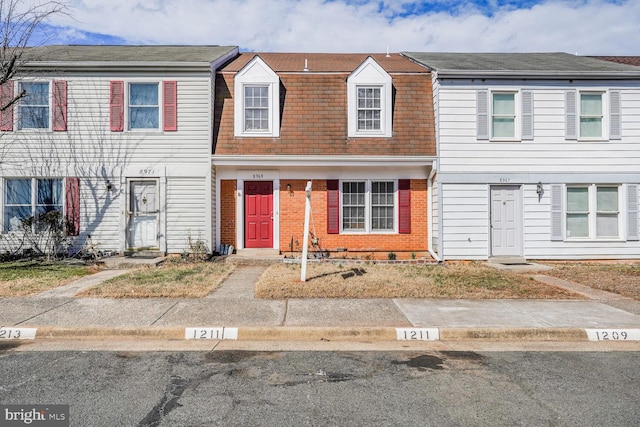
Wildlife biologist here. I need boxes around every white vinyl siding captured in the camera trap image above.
[1,73,214,254]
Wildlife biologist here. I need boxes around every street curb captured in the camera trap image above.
[30,326,591,342]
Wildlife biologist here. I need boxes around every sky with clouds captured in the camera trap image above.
[30,0,640,54]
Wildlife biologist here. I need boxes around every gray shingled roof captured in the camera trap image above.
[402,52,640,77]
[21,45,238,63]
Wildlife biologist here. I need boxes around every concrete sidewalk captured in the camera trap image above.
[1,265,639,344]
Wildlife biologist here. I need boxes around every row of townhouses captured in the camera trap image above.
[1,46,639,261]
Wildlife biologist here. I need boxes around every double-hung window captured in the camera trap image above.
[342,180,395,232]
[566,185,619,239]
[492,93,516,139]
[579,93,603,138]
[128,83,159,130]
[357,87,381,131]
[18,82,49,129]
[244,85,269,132]
[234,56,280,137]
[478,90,532,141]
[4,178,63,232]
[347,57,392,137]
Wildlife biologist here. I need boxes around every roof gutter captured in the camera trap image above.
[435,70,640,80]
[212,155,436,167]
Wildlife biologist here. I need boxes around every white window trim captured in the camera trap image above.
[490,90,520,142]
[565,184,622,241]
[339,179,398,234]
[347,57,392,138]
[16,80,52,131]
[126,81,162,132]
[2,177,65,233]
[577,90,608,141]
[234,56,280,138]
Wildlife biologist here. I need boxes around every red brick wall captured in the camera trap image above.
[279,179,428,259]
[220,180,237,248]
[214,72,435,156]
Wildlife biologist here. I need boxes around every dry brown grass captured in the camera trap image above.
[541,261,640,300]
[77,261,235,298]
[0,261,96,297]
[255,262,583,299]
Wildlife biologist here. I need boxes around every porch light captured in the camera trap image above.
[287,183,294,197]
[536,182,544,201]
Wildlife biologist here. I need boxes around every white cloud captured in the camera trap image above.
[36,0,640,54]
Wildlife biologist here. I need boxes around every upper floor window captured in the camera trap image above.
[492,92,516,138]
[129,83,159,130]
[579,93,603,138]
[110,81,176,132]
[18,82,49,129]
[244,85,269,131]
[347,57,392,137]
[565,90,620,140]
[477,89,532,141]
[234,56,280,138]
[357,87,381,131]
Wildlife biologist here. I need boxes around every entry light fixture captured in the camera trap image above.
[536,182,543,201]
[287,183,294,197]
[106,180,114,192]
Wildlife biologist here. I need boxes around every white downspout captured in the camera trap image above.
[427,160,441,262]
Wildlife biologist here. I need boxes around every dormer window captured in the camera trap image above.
[347,57,392,137]
[234,56,280,137]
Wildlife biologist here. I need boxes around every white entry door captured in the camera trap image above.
[490,185,522,257]
[128,180,159,249]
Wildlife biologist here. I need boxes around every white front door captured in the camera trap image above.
[490,185,522,257]
[128,180,159,249]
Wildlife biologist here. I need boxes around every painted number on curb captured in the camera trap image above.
[396,328,439,341]
[0,328,37,340]
[585,329,640,341]
[185,327,238,340]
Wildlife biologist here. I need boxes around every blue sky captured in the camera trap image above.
[29,0,640,54]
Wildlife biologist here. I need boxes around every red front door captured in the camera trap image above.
[244,181,273,248]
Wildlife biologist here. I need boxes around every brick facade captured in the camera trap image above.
[219,180,237,248]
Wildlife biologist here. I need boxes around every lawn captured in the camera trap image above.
[0,260,95,297]
[255,261,584,299]
[541,261,640,300]
[77,261,235,298]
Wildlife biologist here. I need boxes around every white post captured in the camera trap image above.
[301,181,312,282]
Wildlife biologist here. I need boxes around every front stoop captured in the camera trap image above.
[227,249,283,266]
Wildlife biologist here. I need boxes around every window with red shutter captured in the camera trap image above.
[163,80,177,131]
[65,177,80,236]
[398,179,411,234]
[0,81,14,131]
[110,81,124,132]
[327,180,339,234]
[52,80,67,131]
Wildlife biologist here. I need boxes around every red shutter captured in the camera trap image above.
[65,177,80,236]
[327,179,340,234]
[110,81,124,132]
[398,179,411,234]
[163,80,177,131]
[52,80,67,131]
[0,81,14,131]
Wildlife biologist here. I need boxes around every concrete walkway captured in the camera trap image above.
[1,262,639,344]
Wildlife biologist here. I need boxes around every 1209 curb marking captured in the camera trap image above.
[585,329,640,341]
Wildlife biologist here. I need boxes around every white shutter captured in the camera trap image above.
[477,90,489,140]
[610,90,621,140]
[627,184,639,241]
[521,90,533,140]
[565,90,577,140]
[550,184,564,241]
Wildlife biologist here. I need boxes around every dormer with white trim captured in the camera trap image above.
[234,56,280,138]
[347,57,393,138]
